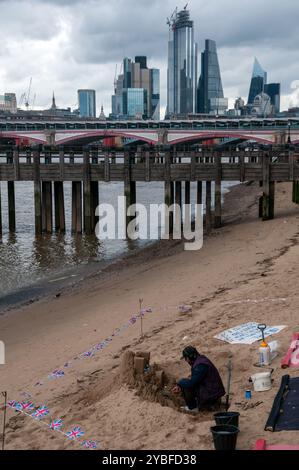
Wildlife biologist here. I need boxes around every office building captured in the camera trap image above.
[111,56,160,119]
[264,83,280,115]
[167,8,197,116]
[0,93,17,114]
[197,39,227,115]
[78,89,96,118]
[248,58,267,105]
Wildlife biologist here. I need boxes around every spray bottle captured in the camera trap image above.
[258,324,271,366]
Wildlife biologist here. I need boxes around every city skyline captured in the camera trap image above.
[0,0,299,116]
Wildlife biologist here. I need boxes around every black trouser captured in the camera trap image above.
[182,388,198,410]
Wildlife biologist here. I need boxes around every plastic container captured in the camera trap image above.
[214,412,240,427]
[259,342,271,366]
[210,425,239,450]
[251,371,272,391]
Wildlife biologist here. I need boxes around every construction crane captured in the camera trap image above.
[167,7,178,28]
[114,64,118,93]
[19,93,26,108]
[24,77,32,110]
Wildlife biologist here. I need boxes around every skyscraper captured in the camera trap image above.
[78,89,96,118]
[0,93,17,113]
[111,57,160,119]
[197,39,227,115]
[247,58,267,105]
[264,83,281,115]
[167,8,197,116]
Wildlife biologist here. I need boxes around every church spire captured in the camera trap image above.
[51,91,57,110]
[99,104,106,120]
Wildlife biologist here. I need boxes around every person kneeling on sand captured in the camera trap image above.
[172,346,225,413]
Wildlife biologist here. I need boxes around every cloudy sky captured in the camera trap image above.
[1,0,299,117]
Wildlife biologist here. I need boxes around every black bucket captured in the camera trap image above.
[210,425,239,450]
[214,411,240,427]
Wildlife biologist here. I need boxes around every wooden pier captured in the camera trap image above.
[0,145,299,236]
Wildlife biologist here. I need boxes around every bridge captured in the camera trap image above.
[1,118,299,145]
[0,145,299,239]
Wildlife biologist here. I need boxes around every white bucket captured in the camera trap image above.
[251,371,272,392]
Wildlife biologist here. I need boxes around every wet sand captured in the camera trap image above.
[1,181,299,450]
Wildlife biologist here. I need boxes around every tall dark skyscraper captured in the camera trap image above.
[197,39,227,115]
[248,58,267,104]
[167,8,197,116]
[264,83,281,115]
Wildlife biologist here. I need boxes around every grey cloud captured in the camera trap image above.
[0,0,298,113]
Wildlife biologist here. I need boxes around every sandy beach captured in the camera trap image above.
[1,181,299,450]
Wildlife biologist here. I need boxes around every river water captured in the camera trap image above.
[0,181,232,299]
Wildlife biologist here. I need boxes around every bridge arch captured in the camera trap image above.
[167,132,276,145]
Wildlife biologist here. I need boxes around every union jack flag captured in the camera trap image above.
[82,440,97,449]
[49,419,63,430]
[18,402,35,412]
[32,406,50,419]
[49,370,65,379]
[66,426,85,439]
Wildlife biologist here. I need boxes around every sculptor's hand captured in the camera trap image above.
[172,385,181,394]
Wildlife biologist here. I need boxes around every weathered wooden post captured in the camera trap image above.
[197,181,202,205]
[0,182,2,238]
[262,153,275,220]
[91,181,99,232]
[205,181,212,233]
[54,148,65,232]
[42,182,53,233]
[214,151,222,228]
[164,151,173,234]
[54,182,65,232]
[33,148,42,235]
[6,150,16,232]
[71,182,82,234]
[174,181,182,235]
[83,149,92,235]
[124,150,136,235]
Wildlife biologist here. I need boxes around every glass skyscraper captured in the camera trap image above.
[167,8,197,116]
[111,56,160,119]
[248,58,267,104]
[264,83,281,115]
[123,88,147,118]
[78,89,96,118]
[197,39,225,115]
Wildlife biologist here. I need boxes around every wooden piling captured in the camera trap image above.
[33,150,42,235]
[91,181,99,232]
[7,181,16,232]
[0,182,2,238]
[124,151,136,235]
[72,182,82,234]
[54,181,65,232]
[174,181,182,234]
[262,153,275,220]
[42,182,53,233]
[205,181,212,233]
[197,181,202,205]
[184,181,191,232]
[164,152,173,234]
[214,153,222,228]
[83,150,92,235]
